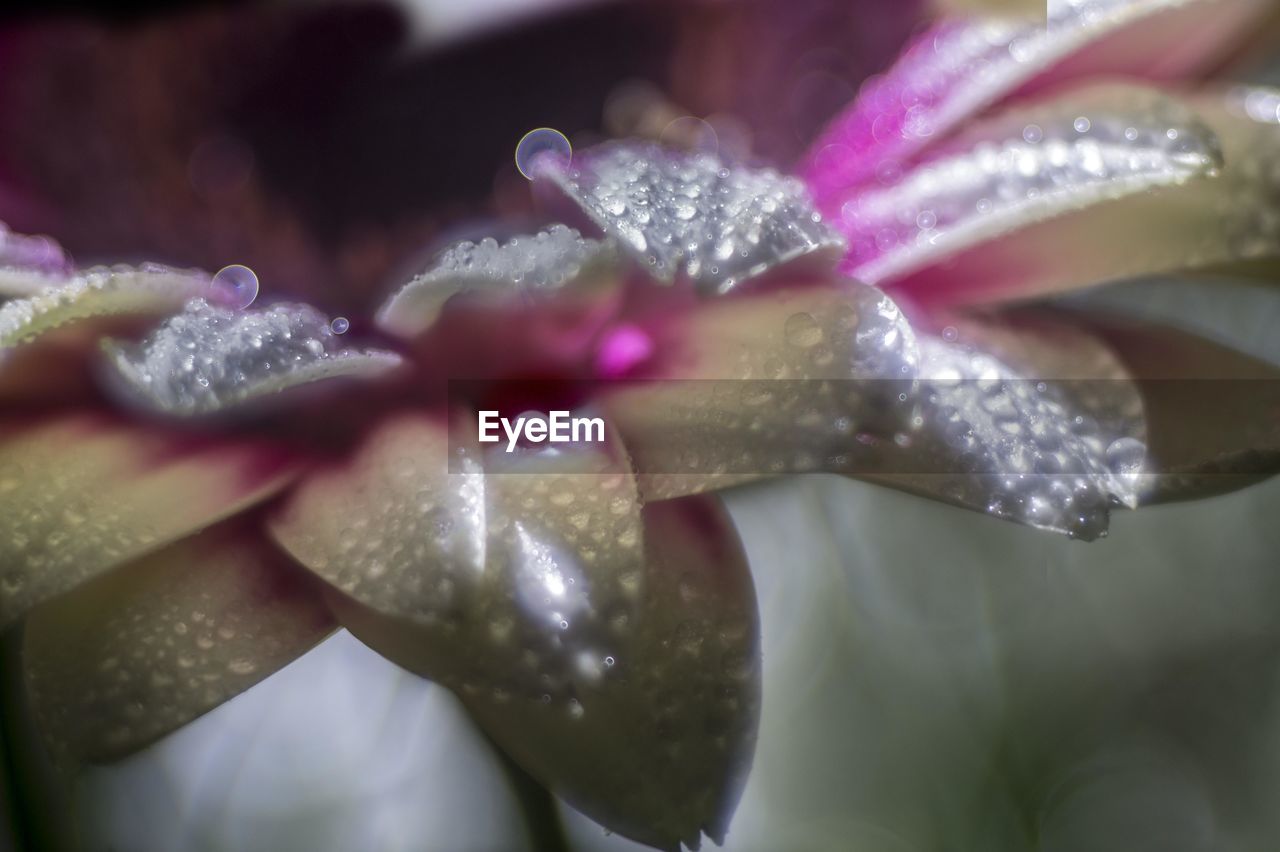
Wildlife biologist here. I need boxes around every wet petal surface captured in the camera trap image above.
[0,415,298,627]
[23,523,334,764]
[886,86,1280,304]
[546,142,844,295]
[0,223,73,296]
[0,264,208,349]
[835,85,1221,287]
[376,225,620,338]
[271,416,761,850]
[105,298,402,416]
[804,0,1270,204]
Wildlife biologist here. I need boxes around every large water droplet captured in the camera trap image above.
[515,128,573,180]
[210,264,259,309]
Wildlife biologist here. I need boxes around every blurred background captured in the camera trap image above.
[1,1,1279,850]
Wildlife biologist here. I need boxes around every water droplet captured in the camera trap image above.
[330,316,349,334]
[515,128,572,180]
[784,312,824,349]
[210,264,259,310]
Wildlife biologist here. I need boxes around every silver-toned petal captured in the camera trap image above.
[376,225,620,338]
[0,264,209,349]
[546,142,845,296]
[840,85,1222,285]
[883,333,1146,540]
[105,298,402,416]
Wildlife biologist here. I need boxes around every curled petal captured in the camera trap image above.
[830,84,1221,291]
[885,85,1280,304]
[0,264,207,349]
[270,416,761,849]
[376,225,620,339]
[104,298,402,416]
[0,415,298,627]
[603,282,919,501]
[804,0,1270,201]
[23,522,333,765]
[545,142,845,295]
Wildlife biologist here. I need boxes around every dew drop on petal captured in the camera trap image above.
[330,316,350,334]
[515,128,572,180]
[210,264,259,310]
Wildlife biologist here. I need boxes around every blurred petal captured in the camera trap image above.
[804,0,1270,200]
[270,416,761,850]
[544,142,845,295]
[104,298,402,417]
[0,223,73,295]
[0,414,298,627]
[376,225,620,339]
[0,263,207,349]
[872,85,1278,305]
[603,282,919,501]
[23,522,333,765]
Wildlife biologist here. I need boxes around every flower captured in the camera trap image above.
[1,1,1278,850]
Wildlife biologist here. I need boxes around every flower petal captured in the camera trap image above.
[104,298,402,416]
[375,225,620,339]
[0,223,73,296]
[882,85,1280,304]
[804,0,1271,201]
[23,522,334,765]
[0,263,208,349]
[828,84,1221,290]
[1066,311,1280,503]
[544,142,845,295]
[603,282,919,502]
[270,416,761,849]
[0,414,298,627]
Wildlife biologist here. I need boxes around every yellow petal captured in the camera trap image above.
[23,522,334,765]
[0,415,298,627]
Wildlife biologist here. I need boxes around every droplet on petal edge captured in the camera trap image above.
[544,142,845,296]
[0,264,210,349]
[0,223,74,295]
[104,298,402,416]
[376,225,619,338]
[803,0,1269,203]
[837,85,1223,285]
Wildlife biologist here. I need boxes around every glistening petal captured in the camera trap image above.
[0,415,298,627]
[104,298,402,416]
[270,416,761,850]
[804,0,1270,202]
[0,222,73,296]
[375,225,620,339]
[831,84,1221,293]
[886,85,1280,305]
[544,142,845,295]
[23,522,334,765]
[0,263,207,349]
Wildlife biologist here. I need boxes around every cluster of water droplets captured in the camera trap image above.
[909,334,1146,539]
[105,298,400,416]
[546,142,845,295]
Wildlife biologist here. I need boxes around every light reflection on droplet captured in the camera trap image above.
[210,264,259,310]
[515,128,572,180]
[660,116,719,154]
[331,317,350,334]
